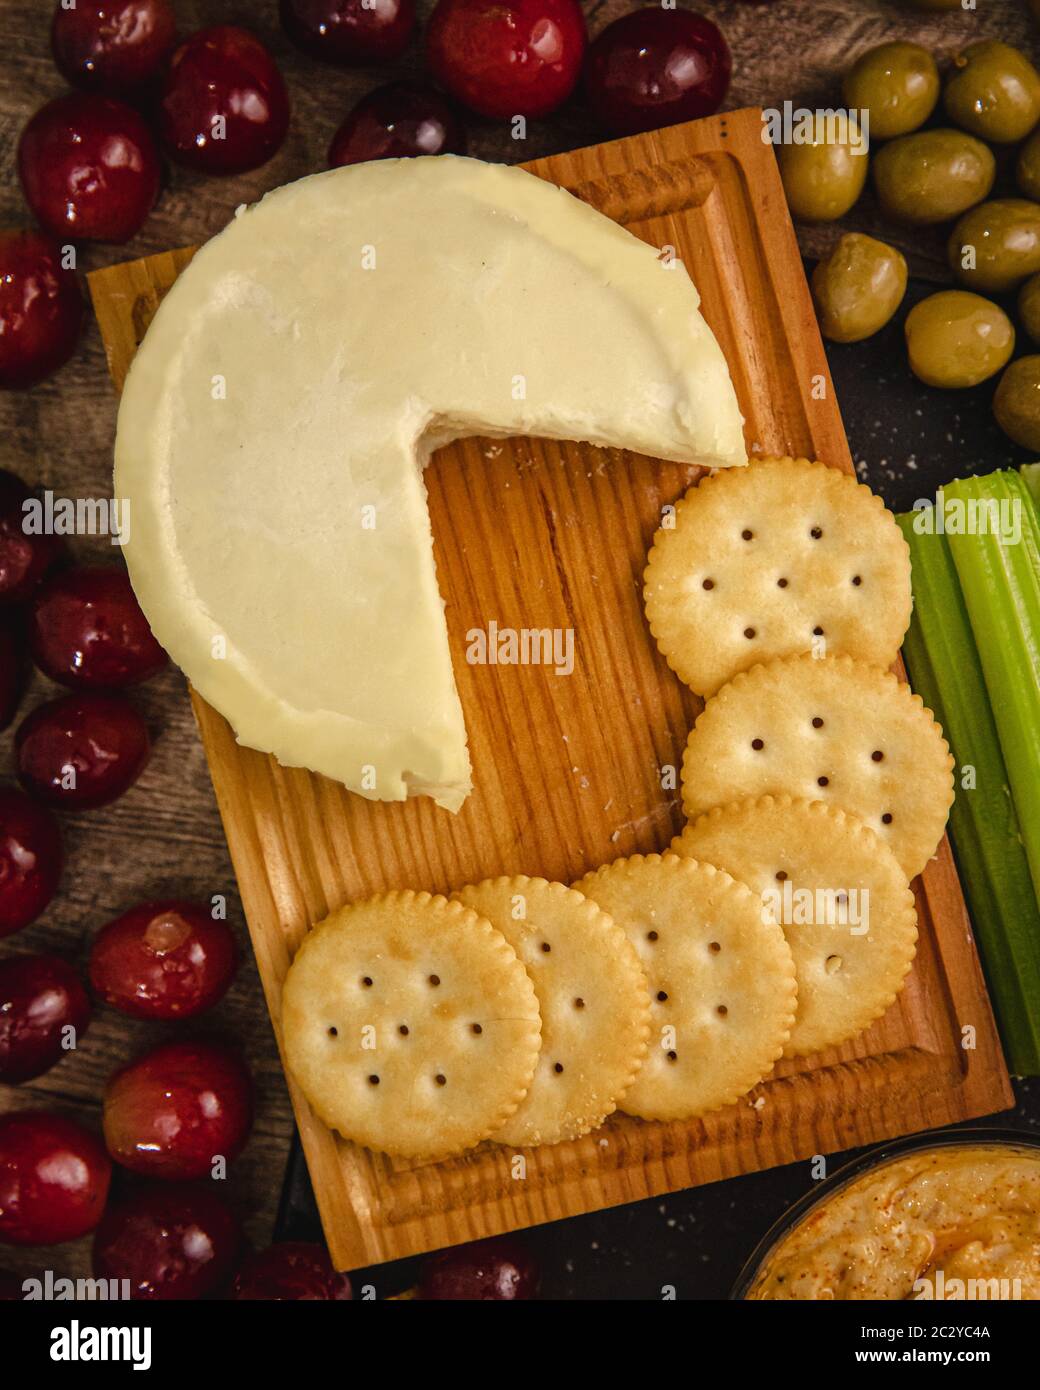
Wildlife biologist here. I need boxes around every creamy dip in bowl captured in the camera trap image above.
[736,1130,1040,1301]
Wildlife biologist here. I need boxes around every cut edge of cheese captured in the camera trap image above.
[114,155,746,811]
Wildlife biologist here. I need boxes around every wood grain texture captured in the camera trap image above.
[88,108,1012,1269]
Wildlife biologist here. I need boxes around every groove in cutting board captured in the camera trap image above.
[89,109,1011,1270]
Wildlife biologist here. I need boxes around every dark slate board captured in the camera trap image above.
[833,278,1035,514]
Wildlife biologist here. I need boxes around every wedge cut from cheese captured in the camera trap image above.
[115,155,746,811]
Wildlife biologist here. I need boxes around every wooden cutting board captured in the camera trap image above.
[89,108,1012,1272]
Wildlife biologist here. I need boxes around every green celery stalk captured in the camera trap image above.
[1021,462,1040,521]
[944,471,1040,907]
[898,509,1040,1074]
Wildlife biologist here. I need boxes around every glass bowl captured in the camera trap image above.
[732,1126,1040,1300]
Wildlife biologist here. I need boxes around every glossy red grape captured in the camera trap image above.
[231,1242,353,1300]
[16,691,150,810]
[90,900,237,1020]
[18,93,160,244]
[0,954,91,1085]
[51,0,177,95]
[427,0,586,120]
[0,1111,111,1245]
[0,232,83,390]
[93,1183,240,1299]
[0,617,30,731]
[419,1236,539,1299]
[28,566,166,689]
[280,0,415,65]
[160,26,290,175]
[0,470,65,603]
[584,8,732,136]
[103,1039,253,1180]
[328,82,466,167]
[0,788,63,939]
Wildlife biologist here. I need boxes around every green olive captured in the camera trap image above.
[812,234,908,343]
[1018,128,1040,201]
[944,40,1040,145]
[778,117,869,222]
[993,356,1040,451]
[843,42,939,140]
[872,129,994,225]
[1019,273,1040,345]
[949,199,1040,293]
[905,290,1015,388]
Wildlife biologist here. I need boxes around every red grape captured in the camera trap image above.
[584,8,732,136]
[0,954,91,1084]
[0,470,65,603]
[93,1182,240,1299]
[51,0,177,95]
[280,0,415,65]
[419,1236,539,1298]
[328,82,466,167]
[16,690,150,810]
[0,787,63,938]
[0,1111,111,1245]
[28,565,166,689]
[427,0,586,120]
[18,92,160,243]
[231,1242,352,1300]
[159,26,290,175]
[103,1039,253,1179]
[90,900,237,1020]
[0,617,30,731]
[0,232,83,390]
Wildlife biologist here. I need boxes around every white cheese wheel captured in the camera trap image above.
[115,156,745,810]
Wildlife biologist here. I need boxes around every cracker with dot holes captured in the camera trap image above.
[280,891,541,1160]
[572,855,796,1122]
[681,653,955,880]
[643,457,912,697]
[453,877,650,1147]
[673,795,918,1059]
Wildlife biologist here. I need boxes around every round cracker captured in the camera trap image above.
[643,457,912,696]
[673,795,918,1058]
[453,876,650,1147]
[682,653,954,879]
[572,855,796,1122]
[281,891,541,1160]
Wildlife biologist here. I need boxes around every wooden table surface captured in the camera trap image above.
[0,0,1031,1284]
